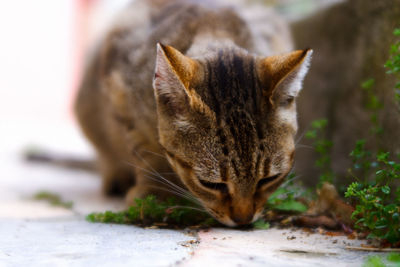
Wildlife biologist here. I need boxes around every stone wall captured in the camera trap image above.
[291,0,400,185]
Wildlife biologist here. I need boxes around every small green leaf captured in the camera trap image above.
[375,217,388,229]
[272,199,307,213]
[377,152,389,162]
[311,119,328,129]
[392,213,400,223]
[381,186,390,194]
[361,78,375,89]
[305,130,316,139]
[384,204,397,213]
[363,255,385,267]
[387,252,400,263]
[355,218,365,225]
[253,219,270,230]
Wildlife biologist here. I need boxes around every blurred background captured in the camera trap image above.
[0,0,341,171]
[0,0,339,129]
[1,0,129,126]
[0,0,340,156]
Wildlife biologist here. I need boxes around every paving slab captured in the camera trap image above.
[0,218,194,267]
[186,228,376,267]
[0,121,196,267]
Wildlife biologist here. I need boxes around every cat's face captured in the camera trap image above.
[153,44,312,226]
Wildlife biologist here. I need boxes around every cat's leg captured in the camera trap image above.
[124,180,156,205]
[99,156,136,196]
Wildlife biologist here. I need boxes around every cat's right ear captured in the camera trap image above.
[257,49,312,105]
[153,43,198,117]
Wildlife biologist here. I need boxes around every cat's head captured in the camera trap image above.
[153,43,312,226]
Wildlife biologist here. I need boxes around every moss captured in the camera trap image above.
[86,195,219,228]
[33,191,73,209]
[363,253,400,267]
[253,219,270,230]
[363,255,386,267]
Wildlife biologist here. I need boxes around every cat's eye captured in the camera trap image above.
[280,96,295,106]
[199,180,228,194]
[257,173,281,189]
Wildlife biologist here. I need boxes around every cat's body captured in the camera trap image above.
[75,0,311,226]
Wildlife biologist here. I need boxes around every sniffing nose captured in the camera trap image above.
[231,213,253,225]
[230,201,254,225]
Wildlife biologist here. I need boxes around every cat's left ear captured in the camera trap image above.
[258,49,312,104]
[153,43,199,117]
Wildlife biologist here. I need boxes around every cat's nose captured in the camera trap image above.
[231,213,253,225]
[230,202,254,225]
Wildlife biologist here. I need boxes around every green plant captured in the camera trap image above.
[345,147,400,244]
[343,28,400,247]
[363,255,386,267]
[387,252,400,263]
[361,78,383,136]
[363,253,400,267]
[253,219,270,229]
[87,195,217,228]
[345,85,399,245]
[266,173,308,213]
[384,28,400,107]
[305,119,335,185]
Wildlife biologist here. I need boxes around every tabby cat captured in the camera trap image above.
[75,0,312,226]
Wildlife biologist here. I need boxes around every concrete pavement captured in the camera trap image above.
[0,120,382,266]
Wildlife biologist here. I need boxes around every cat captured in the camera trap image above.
[75,0,312,226]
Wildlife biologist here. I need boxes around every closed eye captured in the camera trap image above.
[199,180,228,194]
[280,96,295,107]
[257,173,281,189]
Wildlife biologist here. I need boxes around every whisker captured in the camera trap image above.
[141,173,199,203]
[295,128,308,146]
[140,184,207,212]
[145,184,191,200]
[281,174,302,187]
[145,184,200,205]
[167,205,208,213]
[141,175,189,196]
[125,149,204,208]
[123,160,159,176]
[123,160,191,197]
[141,149,167,159]
[131,149,163,177]
[141,172,194,199]
[295,144,313,149]
[129,150,193,196]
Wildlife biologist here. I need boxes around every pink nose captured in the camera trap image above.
[230,203,254,225]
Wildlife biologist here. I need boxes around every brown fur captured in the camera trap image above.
[75,0,312,226]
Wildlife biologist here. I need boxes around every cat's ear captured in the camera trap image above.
[258,49,312,104]
[153,43,199,116]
